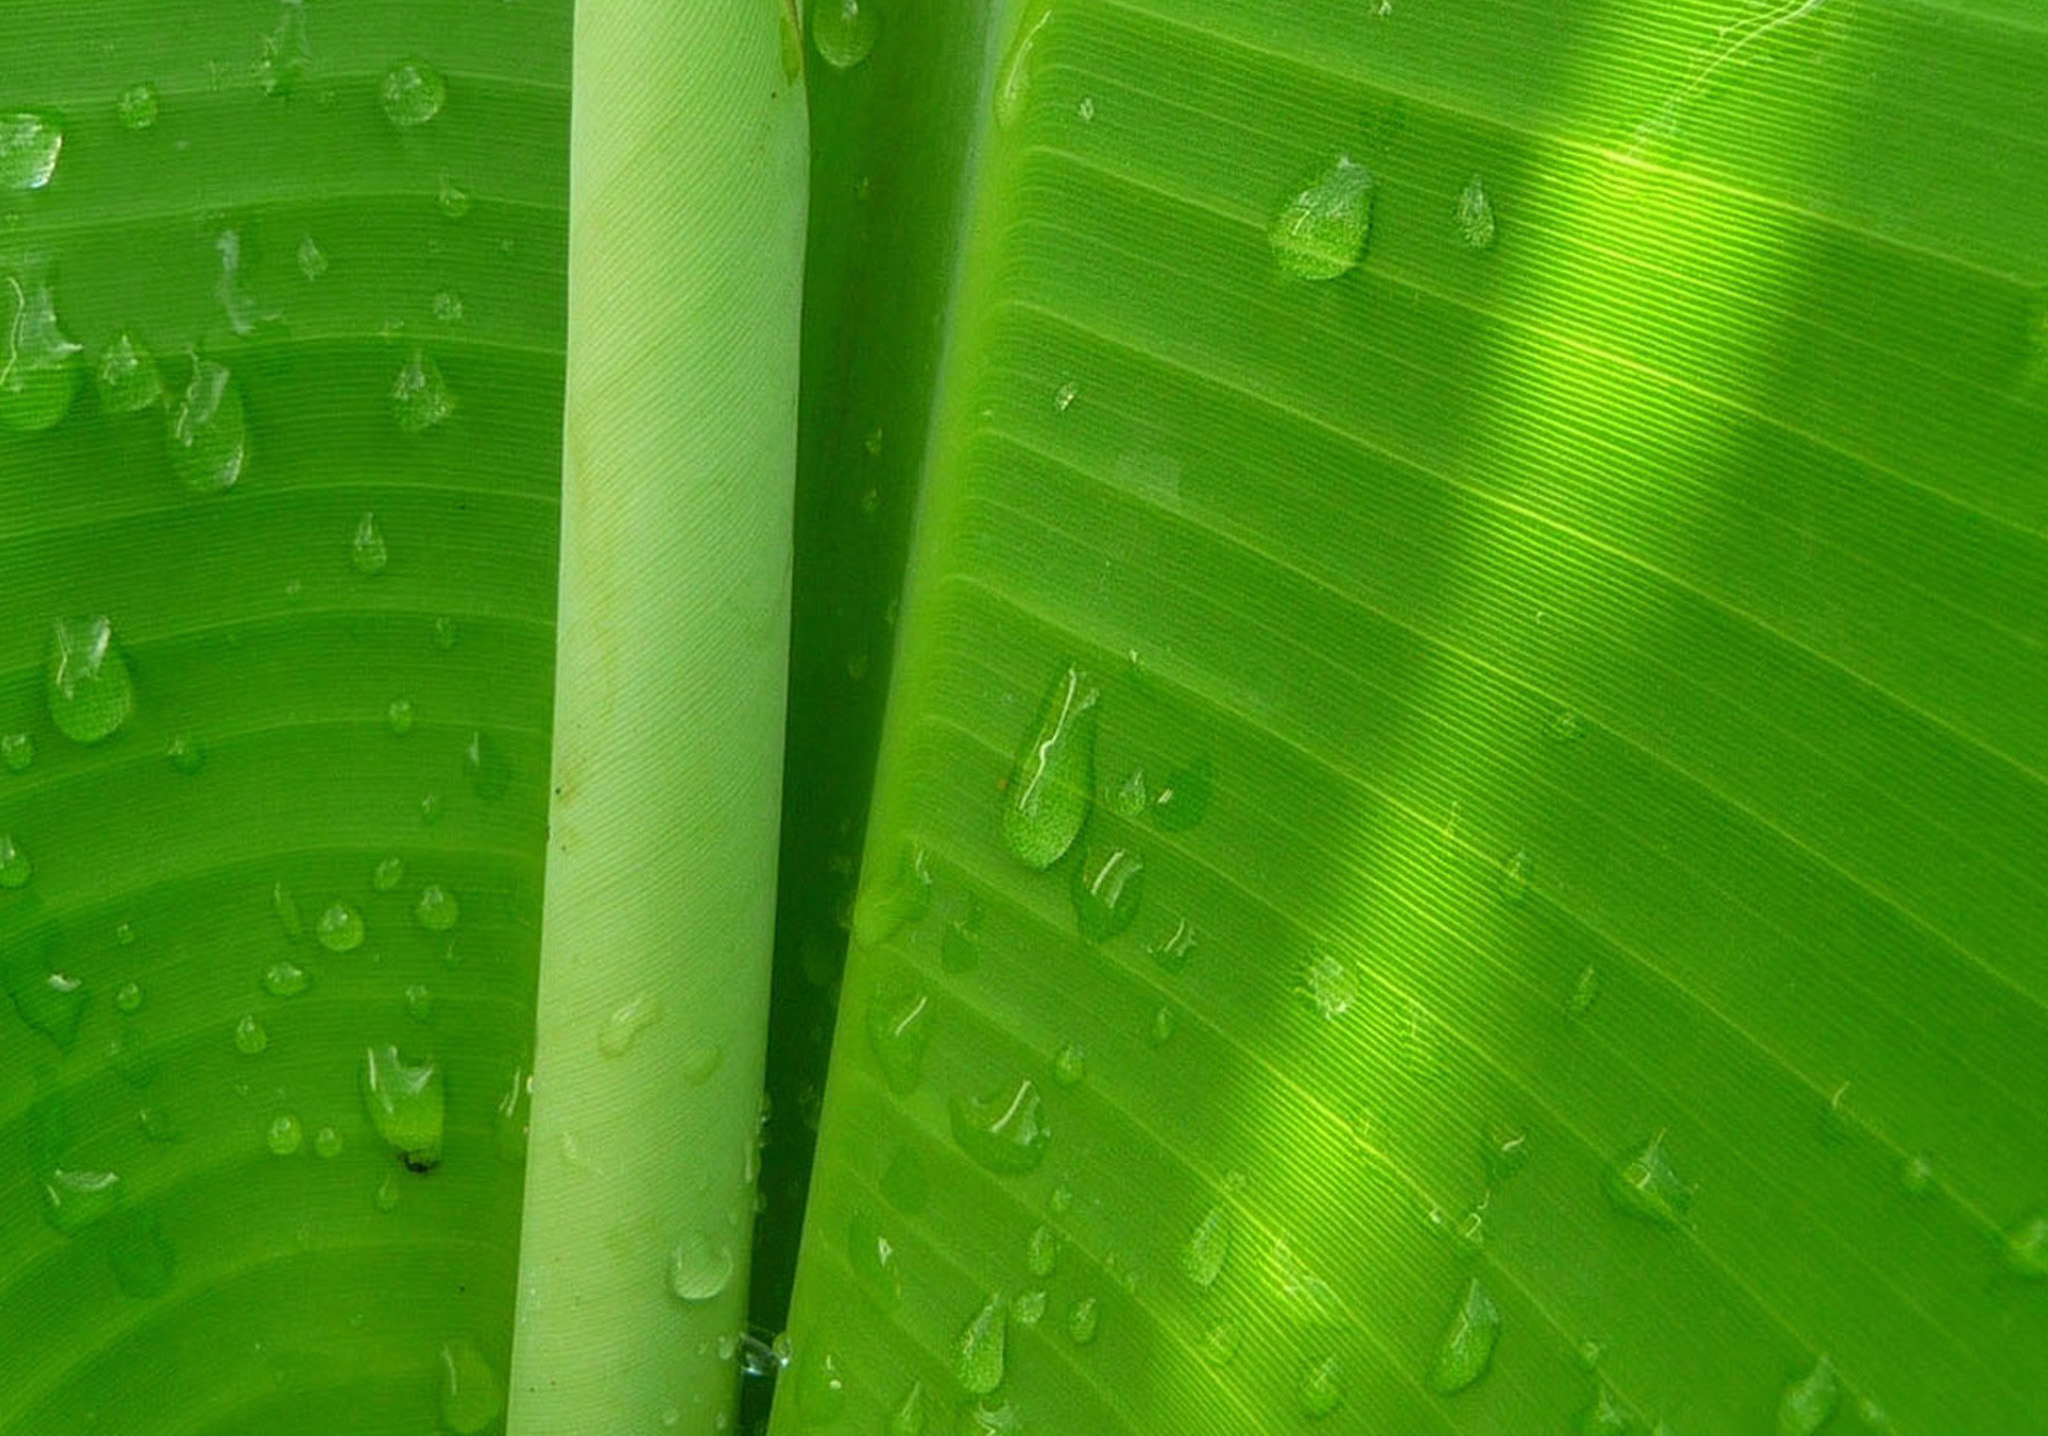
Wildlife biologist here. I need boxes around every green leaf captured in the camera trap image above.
[773,2,2048,1435]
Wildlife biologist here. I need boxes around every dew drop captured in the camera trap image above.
[1052,1041,1086,1087]
[0,732,31,772]
[46,616,133,745]
[847,1206,902,1307]
[812,0,879,69]
[1071,844,1144,941]
[0,113,62,191]
[96,330,162,413]
[436,174,473,219]
[1026,1223,1059,1277]
[994,5,1052,130]
[1151,756,1211,830]
[950,1077,1050,1175]
[0,834,30,889]
[851,842,933,946]
[432,289,466,324]
[1270,157,1373,281]
[115,981,143,1014]
[415,883,460,932]
[1065,1294,1099,1345]
[439,1338,506,1435]
[116,84,160,132]
[1106,767,1147,818]
[1147,1004,1176,1047]
[464,728,511,799]
[0,269,80,431]
[387,697,416,735]
[1150,916,1196,973]
[1298,1354,1343,1418]
[866,986,933,1094]
[370,855,405,893]
[942,901,983,972]
[375,1171,402,1211]
[956,1294,1007,1394]
[41,1166,121,1234]
[1605,1132,1694,1228]
[598,990,663,1057]
[381,60,447,128]
[361,1043,445,1171]
[1002,665,1099,869]
[262,960,309,997]
[667,1228,736,1301]
[314,1126,344,1158]
[1010,1289,1047,1327]
[266,1113,303,1155]
[1482,1121,1529,1183]
[392,348,456,432]
[1298,946,1357,1020]
[1,943,88,1050]
[1428,1277,1500,1395]
[1455,174,1497,251]
[1778,1354,1839,1435]
[166,357,249,491]
[234,1014,268,1054]
[297,234,329,280]
[273,881,304,939]
[255,0,312,97]
[350,512,389,575]
[1182,1204,1231,1289]
[316,899,365,953]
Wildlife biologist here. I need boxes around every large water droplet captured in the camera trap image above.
[1606,1132,1694,1228]
[1455,175,1497,251]
[598,990,662,1057]
[1181,1203,1231,1289]
[950,1077,1050,1174]
[0,113,62,191]
[95,330,161,414]
[116,85,159,132]
[0,834,31,889]
[41,1166,121,1234]
[1778,1354,1839,1435]
[350,513,389,575]
[1428,1277,1500,1394]
[1270,157,1373,281]
[361,1043,445,1171]
[1298,1354,1343,1418]
[1002,665,1099,869]
[1,270,81,431]
[46,616,133,744]
[1070,844,1143,941]
[108,1209,175,1297]
[956,1294,1007,1394]
[667,1229,735,1302]
[994,6,1052,130]
[439,1339,505,1435]
[255,0,312,96]
[166,357,249,491]
[392,348,456,432]
[866,986,934,1094]
[381,60,447,128]
[812,0,879,69]
[316,899,365,952]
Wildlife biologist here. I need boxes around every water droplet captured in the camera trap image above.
[1606,1132,1694,1228]
[166,356,249,491]
[365,856,404,894]
[1003,665,1099,869]
[1567,964,1601,1016]
[890,1382,929,1436]
[96,331,162,413]
[1428,1277,1500,1394]
[41,1166,121,1234]
[881,1144,929,1212]
[1,940,86,1050]
[386,697,416,735]
[314,1126,344,1158]
[1298,1354,1343,1418]
[262,960,309,997]
[1548,707,1587,742]
[1200,1318,1242,1366]
[114,981,143,1013]
[0,834,30,889]
[361,1043,445,1171]
[866,986,934,1093]
[1777,1354,1839,1435]
[1053,378,1078,412]
[163,733,205,775]
[255,0,312,96]
[812,0,879,69]
[1150,916,1196,973]
[381,59,446,128]
[1078,95,1096,122]
[956,1293,1007,1394]
[1010,1289,1047,1327]
[1482,1121,1529,1182]
[374,1172,403,1211]
[0,113,62,191]
[796,1346,848,1423]
[105,1025,161,1088]
[108,1209,174,1297]
[1579,1381,1635,1434]
[1498,849,1533,903]
[114,921,135,946]
[1270,157,1373,281]
[431,289,466,325]
[433,615,460,651]
[439,1339,506,1435]
[0,269,80,431]
[598,990,663,1057]
[46,616,133,745]
[950,1077,1050,1175]
[994,5,1052,130]
[1147,1004,1176,1047]
[1269,1235,1344,1325]
[1048,1182,1074,1216]
[116,84,160,132]
[1298,946,1357,1020]
[942,900,983,972]
[1182,1204,1231,1289]
[392,348,456,432]
[1071,844,1144,941]
[667,1228,736,1301]
[316,899,365,952]
[2005,1212,2048,1278]
[1063,1294,1099,1345]
[852,842,933,946]
[1898,1153,1934,1195]
[350,512,389,575]
[1105,767,1147,818]
[0,732,31,772]
[1454,174,1497,250]
[1052,1041,1086,1087]
[233,1014,268,1054]
[137,1106,177,1142]
[681,1042,724,1085]
[1024,1223,1059,1278]
[463,728,511,800]
[266,1112,303,1155]
[415,883,460,932]
[1150,756,1212,830]
[847,1206,902,1307]
[296,233,329,280]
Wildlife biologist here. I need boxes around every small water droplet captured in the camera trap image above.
[314,1125,344,1158]
[116,84,160,132]
[272,881,304,940]
[1052,1041,1086,1087]
[0,113,62,191]
[1269,1235,1344,1324]
[1567,964,1600,1016]
[1048,1182,1074,1216]
[1150,756,1212,831]
[368,855,405,893]
[115,981,143,1013]
[1064,1294,1099,1344]
[114,921,135,946]
[846,1206,902,1307]
[108,1209,175,1297]
[439,1338,506,1435]
[349,512,389,575]
[795,1345,848,1423]
[316,899,365,952]
[1270,156,1374,281]
[1454,174,1497,250]
[435,173,473,219]
[1482,1121,1529,1182]
[1606,1132,1694,1228]
[0,268,79,431]
[1077,95,1096,122]
[1779,1355,1840,1435]
[812,0,879,69]
[387,697,416,735]
[866,986,934,1093]
[1182,1204,1231,1289]
[361,1043,445,1171]
[41,1166,121,1234]
[852,842,933,946]
[432,289,465,324]
[0,833,30,889]
[1071,844,1144,941]
[494,1064,532,1164]
[381,59,446,128]
[262,960,309,997]
[890,1382,929,1436]
[2005,1211,2048,1278]
[1200,1318,1242,1366]
[1025,1223,1059,1277]
[46,616,133,744]
[681,1042,725,1085]
[160,733,204,775]
[1428,1277,1500,1394]
[404,983,436,1021]
[1009,1289,1047,1327]
[994,5,1052,130]
[137,1106,177,1142]
[1105,767,1147,818]
[1053,378,1078,412]
[1298,946,1357,1020]
[942,901,983,972]
[166,356,249,491]
[598,990,663,1057]
[1,943,87,1050]
[951,1077,1050,1175]
[955,1293,1007,1393]
[1298,1354,1343,1418]
[255,0,312,96]
[1147,1004,1176,1046]
[667,1228,736,1302]
[234,1014,268,1054]
[0,732,31,772]
[415,883,460,932]
[266,1112,303,1155]
[295,233,329,281]
[95,330,162,413]
[1498,849,1533,903]
[1003,665,1098,869]
[392,348,456,432]
[1149,916,1196,973]
[374,1171,402,1210]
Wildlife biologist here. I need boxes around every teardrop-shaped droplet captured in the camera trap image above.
[1455,175,1497,251]
[1070,844,1144,941]
[599,990,662,1057]
[297,233,329,280]
[415,883,460,932]
[1428,1277,1501,1394]
[1606,1132,1693,1228]
[166,357,248,491]
[667,1229,736,1302]
[265,1113,303,1154]
[1026,1223,1059,1277]
[1181,1204,1231,1289]
[96,330,162,414]
[0,113,62,191]
[1065,1294,1099,1345]
[439,1338,505,1435]
[1269,156,1374,281]
[392,348,456,432]
[956,1293,1007,1395]
[316,899,365,953]
[46,616,133,744]
[1,270,82,431]
[866,986,934,1094]
[1150,756,1212,831]
[234,1014,268,1055]
[1002,665,1099,869]
[812,0,879,69]
[262,960,309,997]
[1,731,32,772]
[381,60,446,128]
[361,1043,445,1171]
[350,512,388,575]
[950,1077,1050,1174]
